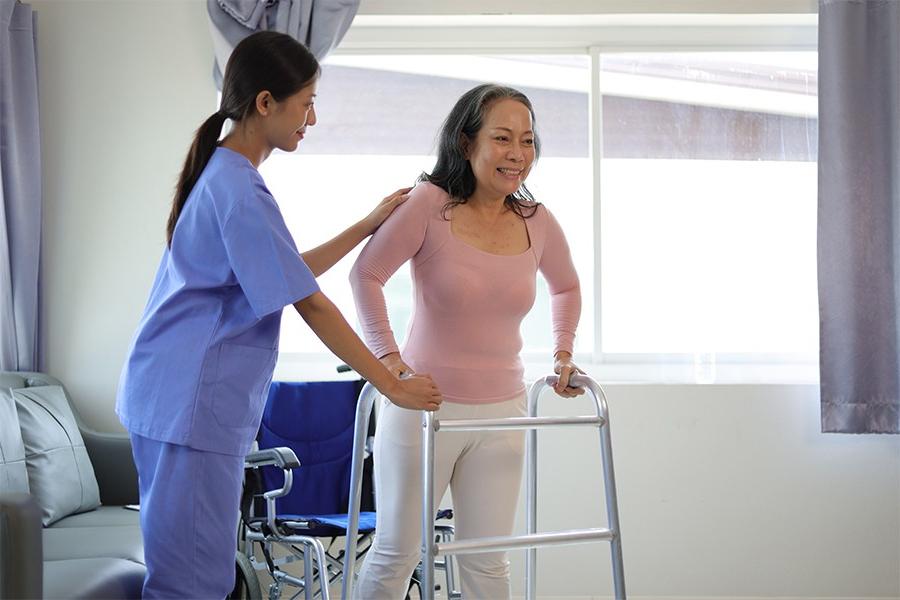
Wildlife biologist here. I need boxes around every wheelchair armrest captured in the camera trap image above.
[242,448,301,537]
[245,447,300,470]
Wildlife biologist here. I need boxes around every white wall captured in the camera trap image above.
[509,384,900,599]
[34,0,215,432]
[31,1,900,598]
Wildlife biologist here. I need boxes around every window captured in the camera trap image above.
[597,52,818,363]
[261,20,819,382]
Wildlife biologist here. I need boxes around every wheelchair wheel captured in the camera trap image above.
[229,550,262,600]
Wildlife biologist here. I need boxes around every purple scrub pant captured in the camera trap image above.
[131,434,245,599]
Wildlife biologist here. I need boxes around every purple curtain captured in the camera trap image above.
[0,0,41,372]
[818,0,900,432]
[207,0,361,88]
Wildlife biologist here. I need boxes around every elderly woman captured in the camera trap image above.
[350,83,583,600]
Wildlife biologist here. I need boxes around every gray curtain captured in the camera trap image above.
[0,0,41,372]
[207,0,360,88]
[818,0,900,433]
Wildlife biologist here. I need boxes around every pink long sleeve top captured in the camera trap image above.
[350,182,581,404]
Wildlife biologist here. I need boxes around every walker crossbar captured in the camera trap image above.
[422,374,626,600]
[434,527,615,555]
[436,415,604,431]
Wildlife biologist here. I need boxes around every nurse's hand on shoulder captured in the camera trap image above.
[385,373,443,411]
[361,187,413,234]
[554,351,585,398]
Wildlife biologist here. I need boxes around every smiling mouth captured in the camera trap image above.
[497,167,522,176]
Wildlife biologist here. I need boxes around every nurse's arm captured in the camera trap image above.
[301,220,370,277]
[300,188,410,277]
[293,291,442,411]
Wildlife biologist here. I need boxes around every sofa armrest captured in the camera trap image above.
[82,430,139,506]
[0,492,43,599]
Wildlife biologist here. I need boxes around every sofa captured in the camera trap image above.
[0,371,145,599]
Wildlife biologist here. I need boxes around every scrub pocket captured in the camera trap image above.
[211,343,277,428]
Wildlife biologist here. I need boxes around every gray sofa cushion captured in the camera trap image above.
[13,385,101,525]
[43,558,144,599]
[0,392,29,494]
[51,505,140,528]
[42,525,144,563]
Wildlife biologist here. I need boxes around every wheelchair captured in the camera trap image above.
[233,380,459,600]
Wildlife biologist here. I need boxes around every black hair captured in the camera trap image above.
[166,31,320,246]
[420,83,541,219]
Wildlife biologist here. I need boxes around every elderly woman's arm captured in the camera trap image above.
[538,207,584,396]
[349,187,430,376]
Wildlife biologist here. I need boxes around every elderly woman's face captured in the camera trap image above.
[465,99,536,201]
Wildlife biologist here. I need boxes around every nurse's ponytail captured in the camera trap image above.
[165,31,319,247]
[166,111,228,246]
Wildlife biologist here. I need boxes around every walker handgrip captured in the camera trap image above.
[543,373,588,389]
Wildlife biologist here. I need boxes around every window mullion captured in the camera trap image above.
[590,45,603,364]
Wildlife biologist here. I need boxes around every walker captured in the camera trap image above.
[341,374,626,600]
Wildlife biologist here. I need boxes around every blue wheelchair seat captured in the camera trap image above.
[277,512,378,532]
[257,380,377,537]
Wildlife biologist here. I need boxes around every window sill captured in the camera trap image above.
[273,353,819,385]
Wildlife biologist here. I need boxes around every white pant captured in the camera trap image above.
[355,394,527,600]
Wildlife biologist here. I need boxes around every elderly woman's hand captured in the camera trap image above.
[380,352,413,378]
[553,351,585,397]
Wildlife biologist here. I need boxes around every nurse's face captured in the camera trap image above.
[267,80,318,153]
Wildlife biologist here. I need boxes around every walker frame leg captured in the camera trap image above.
[525,378,540,600]
[341,383,380,600]
[421,410,437,599]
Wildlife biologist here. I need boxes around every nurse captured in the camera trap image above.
[115,31,442,599]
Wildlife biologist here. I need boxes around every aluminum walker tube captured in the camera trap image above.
[421,410,438,600]
[341,382,380,600]
[526,374,626,599]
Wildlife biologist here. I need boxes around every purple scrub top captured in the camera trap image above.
[116,147,319,456]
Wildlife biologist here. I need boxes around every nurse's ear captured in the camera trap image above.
[254,90,274,117]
